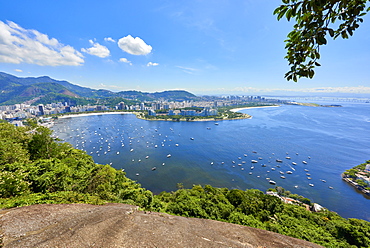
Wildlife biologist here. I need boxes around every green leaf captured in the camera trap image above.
[328,29,335,37]
[318,35,327,45]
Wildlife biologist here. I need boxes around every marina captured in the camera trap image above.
[51,102,370,221]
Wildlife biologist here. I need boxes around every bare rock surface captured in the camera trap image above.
[0,203,323,248]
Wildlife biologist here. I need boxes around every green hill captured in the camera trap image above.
[0,72,198,105]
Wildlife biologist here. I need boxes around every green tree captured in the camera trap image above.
[274,0,370,81]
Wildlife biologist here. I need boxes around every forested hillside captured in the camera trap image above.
[0,120,369,247]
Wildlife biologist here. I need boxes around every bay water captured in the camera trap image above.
[51,102,370,221]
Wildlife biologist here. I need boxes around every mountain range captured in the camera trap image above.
[0,72,197,106]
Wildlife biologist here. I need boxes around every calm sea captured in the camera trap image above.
[51,102,370,221]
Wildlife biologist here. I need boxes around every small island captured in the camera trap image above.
[342,160,370,196]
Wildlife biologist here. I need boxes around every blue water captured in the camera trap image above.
[51,103,370,221]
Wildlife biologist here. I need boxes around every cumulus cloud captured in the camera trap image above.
[0,20,84,66]
[147,62,159,67]
[104,37,115,42]
[81,40,110,58]
[119,58,132,65]
[118,35,152,55]
[14,69,23,72]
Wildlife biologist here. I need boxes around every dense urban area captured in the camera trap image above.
[0,95,285,123]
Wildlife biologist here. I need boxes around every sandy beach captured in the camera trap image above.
[230,105,280,113]
[58,112,134,119]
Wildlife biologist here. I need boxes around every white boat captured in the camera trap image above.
[190,137,194,140]
[146,156,149,159]
[276,159,282,163]
[167,154,171,158]
[286,156,291,159]
[269,180,276,185]
[251,160,258,163]
[286,171,293,174]
[302,161,307,164]
[280,176,286,179]
[309,183,314,187]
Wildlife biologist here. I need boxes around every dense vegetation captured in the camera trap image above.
[0,121,153,208]
[0,72,198,105]
[1,121,370,247]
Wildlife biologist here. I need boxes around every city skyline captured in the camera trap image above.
[1,1,370,95]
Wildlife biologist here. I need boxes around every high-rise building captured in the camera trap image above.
[38,104,44,115]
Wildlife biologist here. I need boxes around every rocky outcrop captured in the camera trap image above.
[0,203,323,248]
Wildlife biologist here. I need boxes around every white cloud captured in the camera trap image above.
[119,58,132,65]
[118,35,152,55]
[176,66,198,74]
[81,40,110,58]
[147,62,159,67]
[0,20,84,66]
[14,69,23,72]
[104,37,115,42]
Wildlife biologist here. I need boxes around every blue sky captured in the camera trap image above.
[0,0,369,95]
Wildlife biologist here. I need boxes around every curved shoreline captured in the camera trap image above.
[230,105,280,113]
[136,115,251,122]
[57,112,134,119]
[54,105,279,121]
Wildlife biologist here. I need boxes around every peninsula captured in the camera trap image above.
[342,160,370,196]
[136,104,280,122]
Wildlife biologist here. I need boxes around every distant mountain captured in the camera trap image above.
[117,90,197,102]
[0,72,198,105]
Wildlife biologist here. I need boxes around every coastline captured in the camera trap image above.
[57,112,134,119]
[136,116,251,122]
[54,106,277,122]
[230,105,280,113]
[342,174,370,197]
